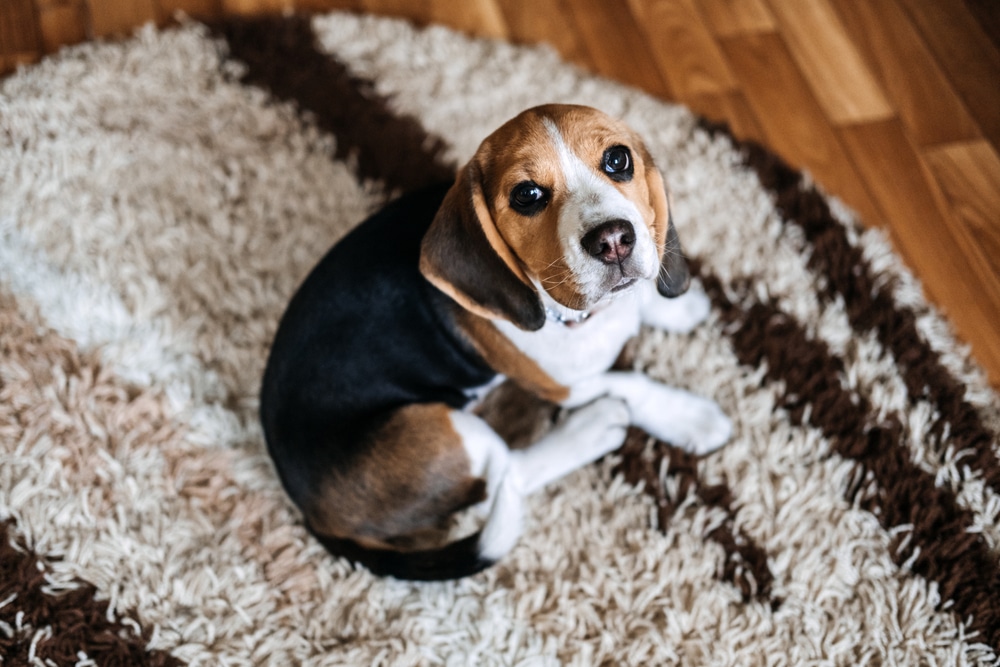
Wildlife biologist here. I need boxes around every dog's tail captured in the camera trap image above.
[310,476,523,581]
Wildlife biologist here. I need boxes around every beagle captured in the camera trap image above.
[260,104,731,581]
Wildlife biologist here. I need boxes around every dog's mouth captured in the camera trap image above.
[569,262,648,307]
[611,277,637,293]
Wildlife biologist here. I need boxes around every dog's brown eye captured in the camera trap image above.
[602,146,633,182]
[510,181,548,215]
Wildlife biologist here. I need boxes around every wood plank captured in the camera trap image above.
[963,0,1000,52]
[359,0,508,39]
[921,140,1000,292]
[88,0,158,36]
[157,0,223,21]
[832,0,979,147]
[559,0,673,100]
[1,52,42,74]
[628,0,736,99]
[221,0,292,15]
[295,0,365,12]
[38,3,89,53]
[898,0,1000,150]
[718,32,882,225]
[359,0,430,24]
[841,121,1000,384]
[696,0,775,37]
[0,6,12,65]
[764,0,892,124]
[496,0,592,69]
[427,0,508,39]
[0,0,42,61]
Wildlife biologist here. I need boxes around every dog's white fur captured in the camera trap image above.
[458,287,730,558]
[441,116,732,560]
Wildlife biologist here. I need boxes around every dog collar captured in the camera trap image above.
[545,306,593,327]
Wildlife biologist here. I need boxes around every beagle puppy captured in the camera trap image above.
[260,104,731,581]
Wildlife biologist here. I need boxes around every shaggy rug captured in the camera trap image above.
[1,11,998,666]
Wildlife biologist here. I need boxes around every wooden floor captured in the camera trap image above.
[3,0,999,389]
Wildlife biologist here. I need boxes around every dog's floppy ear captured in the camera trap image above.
[645,160,691,298]
[420,162,546,331]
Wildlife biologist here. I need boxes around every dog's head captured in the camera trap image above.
[420,104,690,331]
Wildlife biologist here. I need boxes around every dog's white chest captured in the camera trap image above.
[495,293,642,387]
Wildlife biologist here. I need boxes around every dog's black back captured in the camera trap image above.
[260,183,496,511]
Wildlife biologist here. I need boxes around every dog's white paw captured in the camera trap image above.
[677,398,732,455]
[563,396,630,458]
[509,397,629,495]
[642,286,712,334]
[633,388,732,455]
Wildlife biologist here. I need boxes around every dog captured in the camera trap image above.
[260,104,731,581]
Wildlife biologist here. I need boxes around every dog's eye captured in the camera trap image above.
[602,146,633,182]
[509,181,548,215]
[512,182,544,206]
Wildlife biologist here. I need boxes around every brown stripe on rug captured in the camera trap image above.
[0,290,183,667]
[695,261,1000,649]
[210,15,455,194]
[211,14,781,606]
[614,428,777,607]
[0,520,182,667]
[699,120,1000,496]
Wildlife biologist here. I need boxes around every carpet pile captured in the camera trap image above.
[0,12,997,666]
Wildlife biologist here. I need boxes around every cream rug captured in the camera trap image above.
[1,12,998,666]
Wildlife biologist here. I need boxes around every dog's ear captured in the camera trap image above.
[420,162,546,331]
[645,160,690,298]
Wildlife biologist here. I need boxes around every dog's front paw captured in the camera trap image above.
[563,396,630,458]
[678,398,732,455]
[509,397,630,494]
[635,388,732,455]
[641,286,712,334]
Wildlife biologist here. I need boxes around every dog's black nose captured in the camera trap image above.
[582,220,635,264]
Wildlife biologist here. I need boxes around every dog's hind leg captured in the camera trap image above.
[300,404,526,578]
[449,411,524,562]
[563,372,731,454]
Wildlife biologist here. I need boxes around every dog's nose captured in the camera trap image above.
[581,220,635,264]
